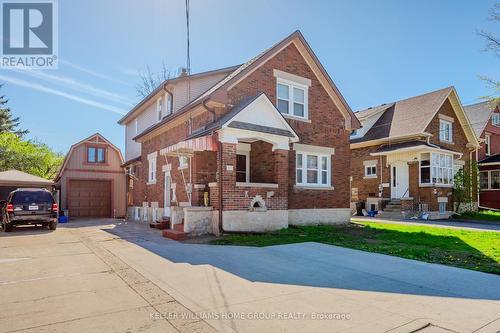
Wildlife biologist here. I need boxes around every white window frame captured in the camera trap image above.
[156,98,163,122]
[135,118,139,135]
[492,113,500,126]
[419,152,454,186]
[485,134,491,156]
[364,164,377,178]
[166,93,173,115]
[295,151,331,187]
[276,78,308,119]
[147,153,157,184]
[480,170,500,190]
[439,119,453,143]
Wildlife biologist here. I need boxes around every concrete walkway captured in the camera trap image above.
[97,219,500,333]
[352,216,500,232]
[2,219,500,332]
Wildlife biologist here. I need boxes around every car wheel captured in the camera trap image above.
[49,221,57,230]
[4,223,13,232]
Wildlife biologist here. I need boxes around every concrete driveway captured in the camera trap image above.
[1,219,500,333]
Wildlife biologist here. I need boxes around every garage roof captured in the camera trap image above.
[0,170,54,187]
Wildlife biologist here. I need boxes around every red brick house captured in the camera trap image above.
[464,101,500,210]
[350,87,479,219]
[118,31,360,236]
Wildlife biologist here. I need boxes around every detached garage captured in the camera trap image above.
[0,170,54,201]
[56,134,126,219]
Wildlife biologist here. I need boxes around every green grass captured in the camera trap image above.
[454,210,500,222]
[212,222,500,274]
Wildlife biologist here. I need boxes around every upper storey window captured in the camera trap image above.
[492,113,500,126]
[156,98,163,122]
[87,147,105,163]
[274,69,311,120]
[439,119,453,143]
[277,79,308,119]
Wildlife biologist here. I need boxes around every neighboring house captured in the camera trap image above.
[350,87,479,219]
[0,170,54,201]
[118,30,361,236]
[56,134,126,218]
[464,100,500,210]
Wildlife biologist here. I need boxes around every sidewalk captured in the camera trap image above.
[351,216,500,232]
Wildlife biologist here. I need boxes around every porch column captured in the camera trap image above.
[274,149,289,210]
[220,142,237,210]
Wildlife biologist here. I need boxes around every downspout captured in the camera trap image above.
[218,140,224,233]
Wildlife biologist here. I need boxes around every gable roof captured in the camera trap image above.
[187,92,299,141]
[351,87,479,148]
[133,30,360,142]
[0,170,54,186]
[55,133,124,181]
[117,65,240,125]
[464,100,498,137]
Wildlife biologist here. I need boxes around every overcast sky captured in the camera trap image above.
[1,0,499,153]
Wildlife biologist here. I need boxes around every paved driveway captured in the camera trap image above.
[1,219,500,333]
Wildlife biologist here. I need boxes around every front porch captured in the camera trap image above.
[366,141,465,219]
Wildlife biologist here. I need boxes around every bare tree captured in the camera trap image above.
[135,61,171,98]
[478,2,500,101]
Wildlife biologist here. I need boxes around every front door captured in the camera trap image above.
[163,172,171,217]
[390,161,409,199]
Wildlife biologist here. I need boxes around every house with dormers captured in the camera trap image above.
[118,31,360,237]
[350,87,479,219]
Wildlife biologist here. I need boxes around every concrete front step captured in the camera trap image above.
[162,229,188,241]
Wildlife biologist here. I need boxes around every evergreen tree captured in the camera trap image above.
[0,85,28,136]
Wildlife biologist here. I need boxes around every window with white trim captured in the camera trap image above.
[492,113,500,126]
[420,152,453,185]
[166,93,173,115]
[485,134,491,156]
[135,118,139,134]
[439,120,453,143]
[178,155,188,170]
[296,152,330,186]
[156,98,163,122]
[480,170,500,190]
[365,165,377,177]
[276,79,308,118]
[148,157,157,182]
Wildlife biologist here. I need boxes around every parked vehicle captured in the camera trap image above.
[0,188,58,232]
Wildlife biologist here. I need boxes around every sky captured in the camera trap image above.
[1,0,499,154]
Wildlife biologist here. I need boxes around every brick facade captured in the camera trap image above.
[351,98,473,213]
[127,40,353,222]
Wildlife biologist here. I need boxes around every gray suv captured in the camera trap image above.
[1,188,58,232]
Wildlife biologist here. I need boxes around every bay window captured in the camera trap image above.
[420,152,453,185]
[296,152,330,186]
[276,79,308,118]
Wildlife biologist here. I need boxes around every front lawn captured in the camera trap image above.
[212,222,500,274]
[454,210,500,222]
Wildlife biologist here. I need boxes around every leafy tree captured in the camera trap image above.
[453,161,479,213]
[0,85,28,136]
[0,132,64,179]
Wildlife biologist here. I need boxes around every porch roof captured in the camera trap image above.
[479,153,500,165]
[160,135,217,156]
[370,141,462,157]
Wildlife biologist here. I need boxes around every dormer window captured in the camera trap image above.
[492,113,500,126]
[156,98,163,122]
[439,119,453,143]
